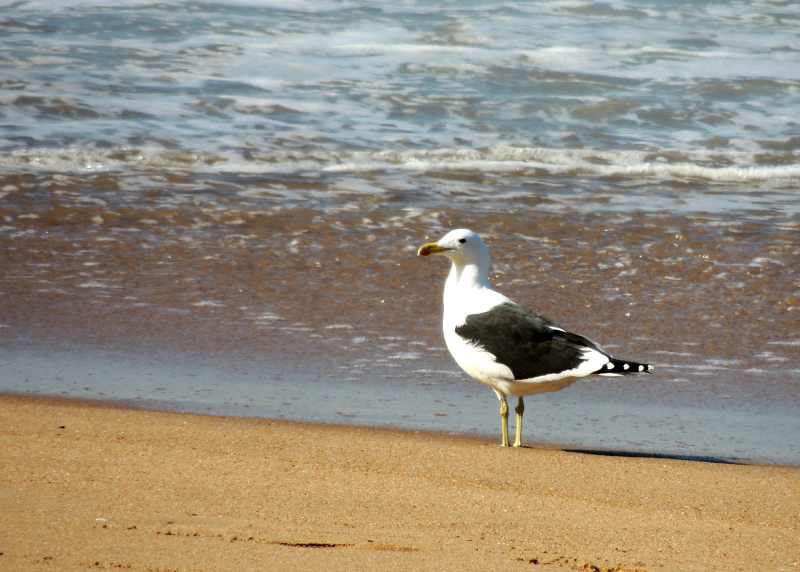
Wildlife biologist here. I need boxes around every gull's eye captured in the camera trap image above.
[458,238,467,244]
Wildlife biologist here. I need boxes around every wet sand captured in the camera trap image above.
[1,395,798,572]
[2,188,798,463]
[2,0,800,489]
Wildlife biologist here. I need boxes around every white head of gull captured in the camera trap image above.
[418,228,652,448]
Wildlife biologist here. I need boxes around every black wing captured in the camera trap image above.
[454,302,605,380]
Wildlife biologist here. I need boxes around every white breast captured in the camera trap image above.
[441,265,516,387]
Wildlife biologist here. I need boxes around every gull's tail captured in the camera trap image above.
[595,357,654,377]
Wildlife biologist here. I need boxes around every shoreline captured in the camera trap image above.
[2,391,793,469]
[2,394,798,571]
[3,342,798,467]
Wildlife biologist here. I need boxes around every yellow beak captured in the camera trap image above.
[417,242,450,257]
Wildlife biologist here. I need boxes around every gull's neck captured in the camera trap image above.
[442,255,494,326]
[446,259,490,291]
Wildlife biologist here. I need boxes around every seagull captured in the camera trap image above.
[418,228,652,448]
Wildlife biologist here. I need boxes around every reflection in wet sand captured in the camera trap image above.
[1,170,798,462]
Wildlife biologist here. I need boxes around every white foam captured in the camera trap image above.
[217,0,357,10]
[332,43,480,57]
[324,146,800,183]
[252,311,283,322]
[767,340,800,347]
[388,352,423,361]
[8,0,354,9]
[77,280,109,289]
[2,143,798,184]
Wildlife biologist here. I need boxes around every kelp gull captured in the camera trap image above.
[418,228,653,447]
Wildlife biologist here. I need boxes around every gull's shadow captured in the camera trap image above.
[563,448,745,465]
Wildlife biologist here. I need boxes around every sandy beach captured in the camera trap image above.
[3,4,799,571]
[1,395,797,571]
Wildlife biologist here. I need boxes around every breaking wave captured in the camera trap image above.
[3,145,798,183]
[326,147,800,182]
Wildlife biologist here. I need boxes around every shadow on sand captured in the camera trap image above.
[564,448,745,465]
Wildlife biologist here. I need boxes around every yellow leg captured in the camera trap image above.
[499,397,510,447]
[513,397,525,448]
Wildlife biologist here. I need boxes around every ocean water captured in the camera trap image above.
[1,1,798,464]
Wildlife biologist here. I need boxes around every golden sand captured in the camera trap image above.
[1,395,797,571]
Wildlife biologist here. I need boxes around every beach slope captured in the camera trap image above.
[0,395,797,571]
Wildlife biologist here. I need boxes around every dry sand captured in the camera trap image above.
[1,395,797,572]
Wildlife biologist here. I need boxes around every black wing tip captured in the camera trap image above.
[599,359,654,375]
